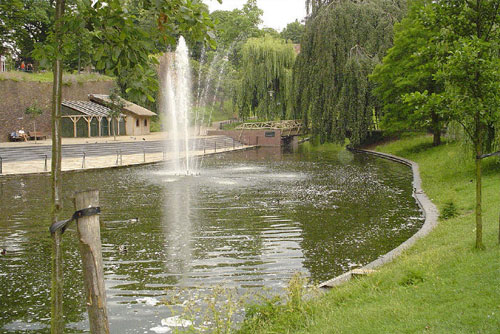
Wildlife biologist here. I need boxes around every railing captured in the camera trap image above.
[236,120,303,133]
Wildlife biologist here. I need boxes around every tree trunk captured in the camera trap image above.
[51,1,66,333]
[433,131,441,146]
[475,138,484,249]
[431,111,441,146]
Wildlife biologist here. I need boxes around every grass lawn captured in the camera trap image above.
[237,135,500,334]
[0,71,113,83]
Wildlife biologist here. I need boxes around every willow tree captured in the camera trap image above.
[293,0,406,145]
[236,35,296,120]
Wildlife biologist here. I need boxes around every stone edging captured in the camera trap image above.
[319,147,439,288]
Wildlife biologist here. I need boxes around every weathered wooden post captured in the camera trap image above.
[74,190,110,334]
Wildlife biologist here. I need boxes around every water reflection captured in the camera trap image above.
[162,176,196,286]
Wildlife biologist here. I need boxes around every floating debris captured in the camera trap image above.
[137,297,160,306]
[150,325,171,333]
[161,316,193,328]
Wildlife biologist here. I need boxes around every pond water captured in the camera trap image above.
[0,146,424,333]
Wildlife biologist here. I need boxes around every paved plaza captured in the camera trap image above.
[0,132,251,176]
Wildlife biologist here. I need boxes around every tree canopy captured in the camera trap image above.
[370,0,445,146]
[293,0,406,145]
[280,20,305,44]
[401,0,500,249]
[236,35,296,120]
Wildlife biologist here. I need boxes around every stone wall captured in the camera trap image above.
[0,79,114,142]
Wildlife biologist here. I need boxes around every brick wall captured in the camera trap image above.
[0,80,114,142]
[207,129,283,147]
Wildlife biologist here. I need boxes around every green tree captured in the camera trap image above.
[236,35,296,120]
[0,0,24,55]
[371,0,445,146]
[24,104,44,143]
[210,0,263,65]
[403,0,500,248]
[293,0,406,145]
[108,88,126,141]
[15,0,54,67]
[280,20,304,43]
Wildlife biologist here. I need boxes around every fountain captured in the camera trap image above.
[161,36,194,175]
[160,37,234,175]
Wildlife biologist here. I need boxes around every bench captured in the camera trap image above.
[8,132,25,141]
[28,131,47,140]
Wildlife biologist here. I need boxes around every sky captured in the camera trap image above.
[205,0,307,32]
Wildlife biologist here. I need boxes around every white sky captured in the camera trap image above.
[205,0,307,31]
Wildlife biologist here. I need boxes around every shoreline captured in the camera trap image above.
[319,147,439,288]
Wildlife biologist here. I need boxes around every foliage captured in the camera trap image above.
[239,273,316,334]
[25,103,44,118]
[0,0,24,55]
[293,0,406,145]
[237,136,500,334]
[306,0,334,16]
[236,35,296,120]
[210,0,263,66]
[0,0,54,63]
[210,0,262,48]
[30,0,216,106]
[440,200,458,220]
[401,0,500,249]
[370,0,446,146]
[336,46,379,145]
[108,87,126,140]
[280,20,305,44]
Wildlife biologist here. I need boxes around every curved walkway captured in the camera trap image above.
[319,147,439,288]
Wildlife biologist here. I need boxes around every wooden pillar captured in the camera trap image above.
[97,117,103,137]
[74,190,110,334]
[117,117,120,136]
[106,117,111,136]
[84,116,93,138]
[69,116,79,138]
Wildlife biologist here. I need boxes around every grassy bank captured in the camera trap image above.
[0,71,113,83]
[237,135,500,334]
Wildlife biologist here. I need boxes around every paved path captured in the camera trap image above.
[0,133,250,176]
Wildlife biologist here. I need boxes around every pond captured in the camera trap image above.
[0,146,424,333]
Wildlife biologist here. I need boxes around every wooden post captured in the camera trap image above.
[83,116,93,138]
[74,190,110,334]
[97,117,103,137]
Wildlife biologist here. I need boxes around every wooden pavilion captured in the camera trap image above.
[61,94,156,138]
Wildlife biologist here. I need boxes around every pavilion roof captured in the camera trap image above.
[89,94,156,117]
[62,100,119,117]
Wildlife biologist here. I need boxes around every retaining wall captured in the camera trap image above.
[319,148,439,288]
[0,79,114,142]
